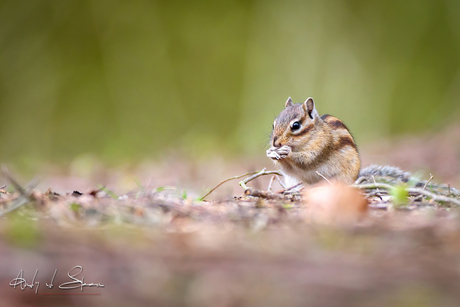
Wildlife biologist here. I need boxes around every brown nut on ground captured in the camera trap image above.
[303,183,368,226]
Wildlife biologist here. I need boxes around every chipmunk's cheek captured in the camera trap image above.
[288,138,298,149]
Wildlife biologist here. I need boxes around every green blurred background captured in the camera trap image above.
[1,0,460,167]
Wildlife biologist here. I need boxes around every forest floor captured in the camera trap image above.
[1,125,460,307]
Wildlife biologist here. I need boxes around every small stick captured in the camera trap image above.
[316,171,332,186]
[2,165,28,197]
[239,169,283,190]
[267,175,276,192]
[279,182,303,193]
[372,175,380,193]
[201,170,261,200]
[366,190,384,200]
[412,173,435,202]
[353,182,397,190]
[0,196,28,217]
[370,175,387,199]
[354,176,367,185]
[353,182,460,206]
[244,188,293,201]
[244,187,302,201]
[276,175,286,189]
[0,185,6,189]
[423,174,434,190]
[0,165,33,216]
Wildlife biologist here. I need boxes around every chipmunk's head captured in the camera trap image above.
[270,97,321,150]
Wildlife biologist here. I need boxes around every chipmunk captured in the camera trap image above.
[266,97,409,187]
[266,97,460,198]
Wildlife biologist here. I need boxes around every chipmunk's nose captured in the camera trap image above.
[273,136,281,147]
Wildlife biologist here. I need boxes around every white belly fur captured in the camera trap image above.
[281,163,338,185]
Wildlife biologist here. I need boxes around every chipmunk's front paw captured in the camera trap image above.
[266,147,281,160]
[277,145,291,159]
[266,146,291,160]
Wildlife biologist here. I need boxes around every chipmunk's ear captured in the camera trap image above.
[303,97,317,119]
[285,97,293,108]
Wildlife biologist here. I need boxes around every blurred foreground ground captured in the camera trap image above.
[0,127,460,307]
[1,207,460,307]
[1,184,460,307]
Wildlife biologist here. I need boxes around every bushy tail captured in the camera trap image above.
[358,164,411,183]
[357,164,459,197]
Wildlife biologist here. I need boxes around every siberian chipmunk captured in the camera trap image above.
[266,97,361,186]
[266,97,460,196]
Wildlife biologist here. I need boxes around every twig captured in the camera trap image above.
[408,188,460,206]
[0,196,28,217]
[353,182,396,190]
[0,165,34,216]
[2,165,28,197]
[372,175,379,193]
[276,175,286,189]
[279,182,303,193]
[239,169,283,190]
[423,174,434,190]
[370,175,388,199]
[244,188,295,201]
[412,174,434,202]
[201,170,261,200]
[201,168,282,200]
[316,171,332,186]
[267,175,276,192]
[354,176,367,185]
[353,182,460,206]
[244,188,292,200]
[0,185,6,189]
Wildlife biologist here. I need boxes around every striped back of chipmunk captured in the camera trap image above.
[320,114,358,152]
[318,114,361,183]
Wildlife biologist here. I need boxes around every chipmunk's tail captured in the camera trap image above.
[358,164,411,183]
[357,164,460,197]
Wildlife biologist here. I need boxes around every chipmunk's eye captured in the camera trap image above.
[291,121,301,131]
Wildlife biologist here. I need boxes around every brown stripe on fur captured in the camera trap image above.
[297,134,357,170]
[328,119,347,130]
[296,124,314,136]
[322,115,348,130]
[334,135,357,150]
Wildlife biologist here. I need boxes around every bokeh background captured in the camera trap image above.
[1,0,460,193]
[2,4,460,306]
